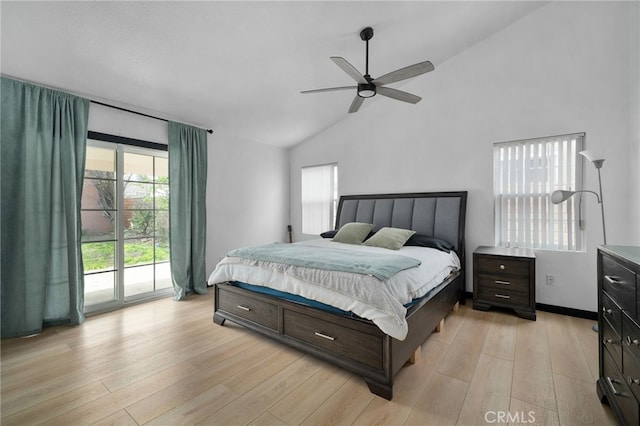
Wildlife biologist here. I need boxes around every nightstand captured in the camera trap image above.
[473,246,536,320]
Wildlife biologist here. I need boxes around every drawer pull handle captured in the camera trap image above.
[499,264,506,270]
[495,280,510,285]
[602,307,613,315]
[314,332,335,341]
[626,336,640,346]
[605,275,624,285]
[495,294,510,299]
[629,376,640,386]
[607,376,623,396]
[236,305,252,312]
[603,337,614,344]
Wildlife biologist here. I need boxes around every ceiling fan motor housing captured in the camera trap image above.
[357,82,376,98]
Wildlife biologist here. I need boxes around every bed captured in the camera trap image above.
[210,191,467,400]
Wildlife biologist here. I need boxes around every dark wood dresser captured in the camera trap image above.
[473,246,536,320]
[597,245,640,425]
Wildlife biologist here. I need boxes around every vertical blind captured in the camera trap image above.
[494,133,584,250]
[301,163,338,235]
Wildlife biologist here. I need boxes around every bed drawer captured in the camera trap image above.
[217,287,279,331]
[283,309,383,370]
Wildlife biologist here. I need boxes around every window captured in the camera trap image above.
[82,137,171,311]
[301,163,338,234]
[494,133,584,251]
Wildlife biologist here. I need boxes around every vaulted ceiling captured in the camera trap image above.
[1,1,546,148]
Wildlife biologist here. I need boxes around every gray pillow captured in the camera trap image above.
[363,227,416,250]
[332,222,374,245]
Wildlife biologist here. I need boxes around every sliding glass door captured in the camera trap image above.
[82,140,171,312]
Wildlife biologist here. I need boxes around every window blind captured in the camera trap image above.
[494,133,584,250]
[301,163,338,235]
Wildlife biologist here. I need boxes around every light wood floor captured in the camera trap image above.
[1,292,617,425]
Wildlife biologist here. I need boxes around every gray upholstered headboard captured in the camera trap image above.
[335,192,467,255]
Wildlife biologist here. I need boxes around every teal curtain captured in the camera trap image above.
[168,121,208,300]
[1,77,89,338]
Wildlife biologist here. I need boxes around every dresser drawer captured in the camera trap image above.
[623,313,640,362]
[217,287,279,331]
[283,309,383,370]
[477,256,530,276]
[603,348,640,424]
[603,292,623,336]
[602,315,623,372]
[602,254,637,318]
[623,345,640,402]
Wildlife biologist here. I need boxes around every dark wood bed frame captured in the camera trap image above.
[213,191,467,400]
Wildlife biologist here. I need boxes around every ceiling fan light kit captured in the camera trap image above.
[302,26,434,113]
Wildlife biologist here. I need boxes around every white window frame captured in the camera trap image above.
[301,163,338,235]
[493,133,585,251]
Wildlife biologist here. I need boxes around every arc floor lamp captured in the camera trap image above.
[551,149,607,245]
[551,149,606,333]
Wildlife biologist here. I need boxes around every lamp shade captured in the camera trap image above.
[551,190,575,204]
[579,150,605,169]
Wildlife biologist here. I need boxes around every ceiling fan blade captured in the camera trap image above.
[376,86,422,104]
[372,61,434,86]
[331,57,367,84]
[301,86,356,94]
[348,95,365,113]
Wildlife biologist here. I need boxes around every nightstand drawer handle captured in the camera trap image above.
[236,305,252,312]
[495,280,510,285]
[607,376,623,396]
[603,337,614,344]
[494,294,510,299]
[499,264,506,270]
[605,275,624,285]
[626,336,640,346]
[629,376,640,386]
[314,332,335,341]
[602,307,613,315]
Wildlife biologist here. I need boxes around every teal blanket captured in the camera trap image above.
[226,243,421,280]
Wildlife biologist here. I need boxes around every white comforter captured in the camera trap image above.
[208,239,460,340]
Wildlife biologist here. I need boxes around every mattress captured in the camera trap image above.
[208,239,460,340]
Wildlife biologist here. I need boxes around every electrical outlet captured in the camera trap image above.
[546,274,556,286]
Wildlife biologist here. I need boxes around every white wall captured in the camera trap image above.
[207,136,289,273]
[289,1,639,312]
[88,104,290,281]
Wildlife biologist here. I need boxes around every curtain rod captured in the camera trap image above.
[90,100,213,134]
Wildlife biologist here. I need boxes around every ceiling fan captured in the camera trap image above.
[301,27,435,113]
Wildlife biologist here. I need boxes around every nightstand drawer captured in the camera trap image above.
[477,286,529,306]
[477,275,530,293]
[477,257,530,276]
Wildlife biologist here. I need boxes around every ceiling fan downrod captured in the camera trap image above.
[360,27,374,80]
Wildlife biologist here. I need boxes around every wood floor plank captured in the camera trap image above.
[456,354,513,426]
[353,338,450,426]
[0,294,617,426]
[268,363,352,425]
[436,308,493,382]
[197,355,324,425]
[553,373,616,425]
[482,311,518,361]
[545,312,594,382]
[300,375,375,426]
[511,314,557,411]
[404,371,468,426]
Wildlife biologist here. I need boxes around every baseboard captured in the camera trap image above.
[464,292,597,320]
